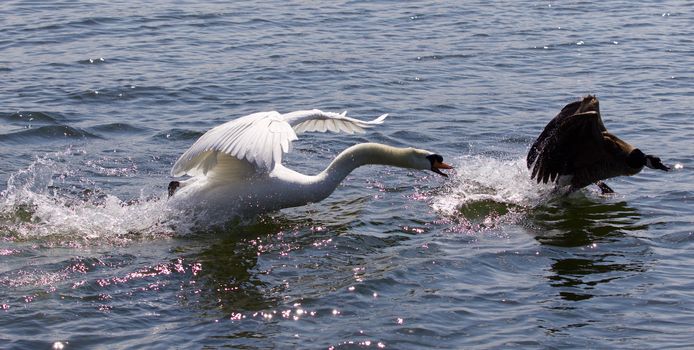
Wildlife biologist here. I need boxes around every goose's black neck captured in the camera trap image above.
[626,149,646,169]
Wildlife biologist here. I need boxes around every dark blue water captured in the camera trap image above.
[1,1,693,349]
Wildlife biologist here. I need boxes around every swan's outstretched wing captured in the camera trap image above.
[171,110,387,177]
[171,111,292,176]
[284,109,387,134]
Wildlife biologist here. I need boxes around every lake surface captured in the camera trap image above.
[1,1,692,349]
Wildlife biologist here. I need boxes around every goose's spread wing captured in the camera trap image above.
[171,110,387,177]
[527,96,606,169]
[528,111,607,184]
[526,97,604,168]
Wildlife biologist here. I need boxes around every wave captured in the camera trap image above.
[0,150,185,246]
[87,123,151,135]
[0,111,64,125]
[153,129,204,141]
[0,125,100,143]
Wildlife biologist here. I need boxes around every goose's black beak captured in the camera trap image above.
[646,155,670,172]
[427,154,453,177]
[654,163,670,172]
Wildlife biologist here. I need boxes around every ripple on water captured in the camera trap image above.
[86,123,151,135]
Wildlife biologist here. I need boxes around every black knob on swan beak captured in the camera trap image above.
[426,154,453,177]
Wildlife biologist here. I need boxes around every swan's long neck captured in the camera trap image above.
[171,143,429,214]
[308,143,422,200]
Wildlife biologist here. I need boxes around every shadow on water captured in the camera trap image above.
[527,194,646,247]
[182,205,362,317]
[525,194,649,302]
[180,220,286,314]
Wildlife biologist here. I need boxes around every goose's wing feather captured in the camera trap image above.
[527,98,607,169]
[171,111,297,176]
[528,111,607,184]
[171,110,388,177]
[528,100,589,168]
[283,109,388,135]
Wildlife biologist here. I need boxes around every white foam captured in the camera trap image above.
[0,150,185,245]
[432,155,557,217]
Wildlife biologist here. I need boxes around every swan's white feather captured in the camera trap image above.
[205,153,255,184]
[284,109,387,135]
[171,109,388,177]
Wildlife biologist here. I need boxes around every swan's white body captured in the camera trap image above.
[168,110,448,217]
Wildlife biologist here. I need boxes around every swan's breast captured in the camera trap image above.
[166,171,330,216]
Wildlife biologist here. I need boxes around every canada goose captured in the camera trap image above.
[527,95,669,194]
[167,109,451,217]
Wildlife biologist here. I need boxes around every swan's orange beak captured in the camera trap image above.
[431,160,453,177]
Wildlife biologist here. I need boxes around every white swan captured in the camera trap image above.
[167,109,451,217]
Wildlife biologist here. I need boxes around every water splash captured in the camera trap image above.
[0,149,180,246]
[432,155,558,232]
